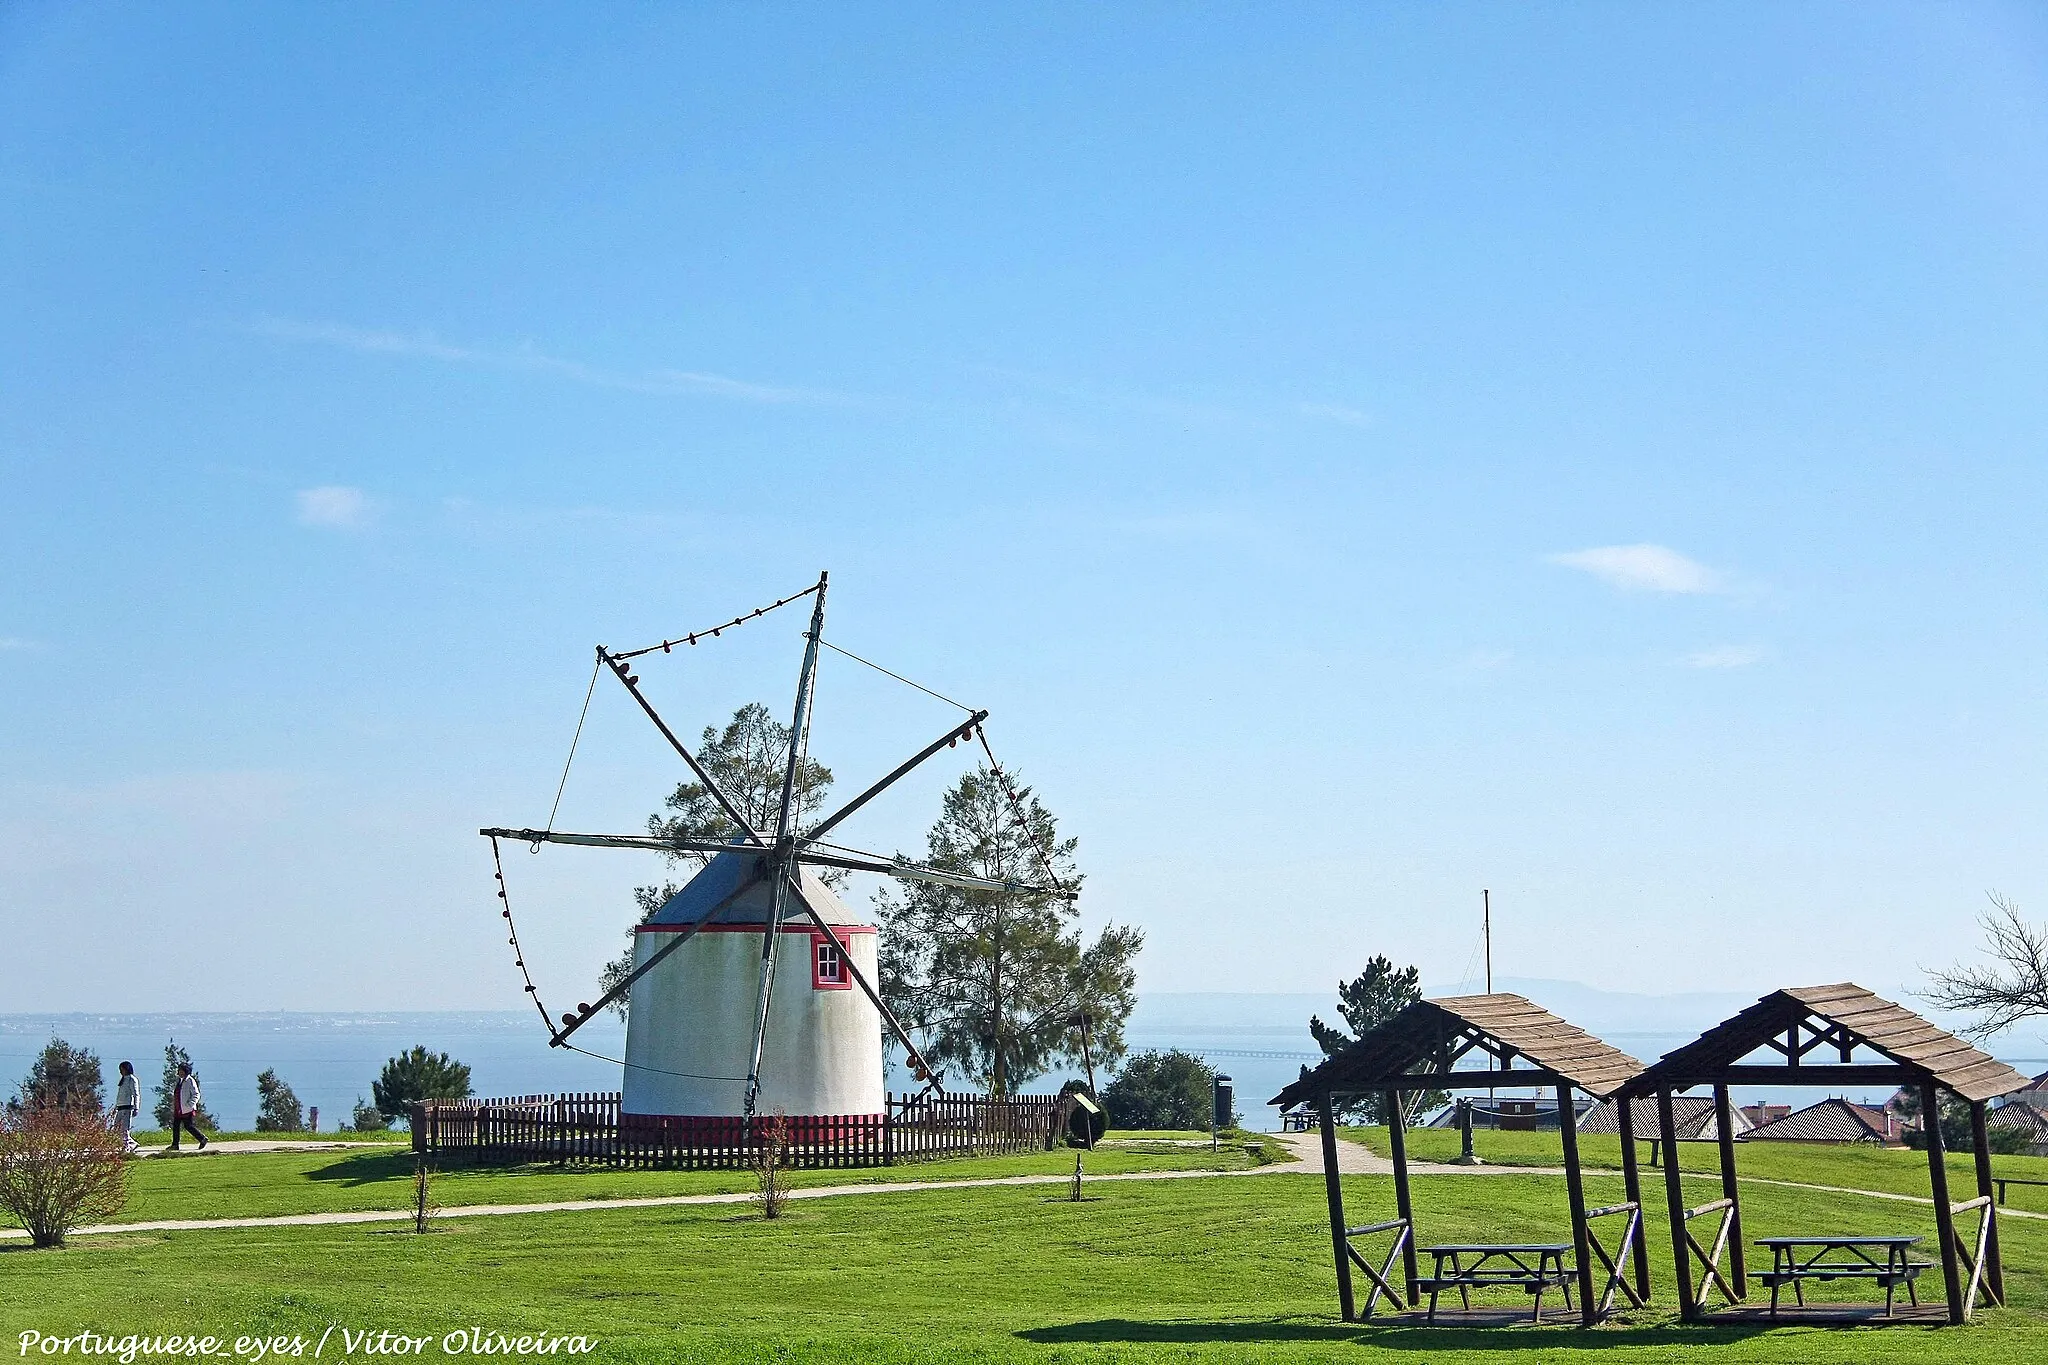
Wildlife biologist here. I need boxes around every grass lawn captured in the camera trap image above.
[57,1134,1284,1225]
[1342,1125,2048,1209]
[2,1165,2043,1363]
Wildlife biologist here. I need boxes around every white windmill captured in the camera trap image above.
[482,572,1073,1130]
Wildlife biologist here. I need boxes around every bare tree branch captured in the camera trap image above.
[1926,892,2048,1038]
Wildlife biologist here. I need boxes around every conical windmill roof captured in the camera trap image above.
[645,848,867,928]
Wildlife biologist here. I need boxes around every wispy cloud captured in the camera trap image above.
[1548,543,1725,594]
[1684,644,1765,669]
[297,485,372,528]
[247,318,851,406]
[0,637,41,652]
[1298,401,1373,429]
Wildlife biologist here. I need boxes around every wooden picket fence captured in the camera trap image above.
[410,1091,1066,1169]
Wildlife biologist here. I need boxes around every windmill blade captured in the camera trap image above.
[794,845,1077,899]
[779,869,946,1096]
[803,709,988,844]
[481,828,758,859]
[547,864,766,1046]
[597,647,766,847]
[481,827,1072,900]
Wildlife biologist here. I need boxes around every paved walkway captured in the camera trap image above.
[136,1140,408,1157]
[6,1133,2039,1241]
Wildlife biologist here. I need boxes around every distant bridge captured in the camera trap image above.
[1193,1048,1320,1062]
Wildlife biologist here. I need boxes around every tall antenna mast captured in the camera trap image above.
[1482,888,1493,995]
[1484,887,1494,1107]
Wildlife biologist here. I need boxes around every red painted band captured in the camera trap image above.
[635,923,876,935]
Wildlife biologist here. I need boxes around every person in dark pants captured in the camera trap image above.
[170,1062,208,1150]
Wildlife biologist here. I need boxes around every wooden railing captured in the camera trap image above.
[1950,1195,2001,1319]
[1681,1197,1741,1312]
[411,1091,1066,1169]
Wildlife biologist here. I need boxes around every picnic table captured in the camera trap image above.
[1415,1242,1576,1323]
[1755,1235,1928,1317]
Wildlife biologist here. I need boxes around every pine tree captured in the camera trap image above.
[371,1047,473,1123]
[254,1069,305,1132]
[1306,956,1445,1123]
[15,1038,104,1116]
[878,763,1140,1096]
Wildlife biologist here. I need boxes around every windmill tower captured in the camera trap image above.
[483,572,1072,1128]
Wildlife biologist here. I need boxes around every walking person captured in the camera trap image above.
[170,1061,208,1151]
[113,1061,140,1152]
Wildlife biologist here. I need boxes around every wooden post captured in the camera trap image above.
[1617,1097,1652,1303]
[1558,1085,1597,1325]
[1317,1090,1355,1322]
[1387,1088,1419,1305]
[1656,1089,1696,1321]
[1712,1084,1746,1295]
[1923,1082,1965,1324]
[1969,1100,2004,1305]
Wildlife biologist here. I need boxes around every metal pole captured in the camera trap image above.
[1482,889,1492,995]
[742,573,829,1121]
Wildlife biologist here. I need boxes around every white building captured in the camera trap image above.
[622,850,885,1123]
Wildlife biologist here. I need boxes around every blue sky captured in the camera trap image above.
[3,4,2046,1020]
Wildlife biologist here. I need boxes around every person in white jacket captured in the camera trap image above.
[170,1062,208,1151]
[113,1061,140,1151]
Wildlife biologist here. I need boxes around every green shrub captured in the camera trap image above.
[1101,1050,1222,1131]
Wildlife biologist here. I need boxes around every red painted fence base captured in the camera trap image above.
[411,1092,1065,1170]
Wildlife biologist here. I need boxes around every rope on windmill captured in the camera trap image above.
[610,580,823,661]
[490,836,560,1039]
[493,837,751,1081]
[975,728,1070,898]
[815,636,977,713]
[539,653,604,846]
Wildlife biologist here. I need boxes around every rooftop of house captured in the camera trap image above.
[1746,1096,1895,1144]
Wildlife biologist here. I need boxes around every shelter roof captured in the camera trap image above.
[1269,993,1643,1109]
[1629,983,2026,1103]
[1578,1096,1738,1141]
[1746,1097,1893,1144]
[646,849,864,928]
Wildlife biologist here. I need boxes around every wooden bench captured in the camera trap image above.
[1416,1243,1575,1323]
[1755,1236,1927,1317]
[1994,1176,2048,1206]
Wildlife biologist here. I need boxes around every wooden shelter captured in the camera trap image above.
[1272,994,1647,1326]
[1625,983,2028,1325]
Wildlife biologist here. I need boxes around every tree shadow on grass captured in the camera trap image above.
[1019,1320,1776,1350]
[302,1152,421,1187]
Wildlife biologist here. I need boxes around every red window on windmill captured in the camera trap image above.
[813,931,851,990]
